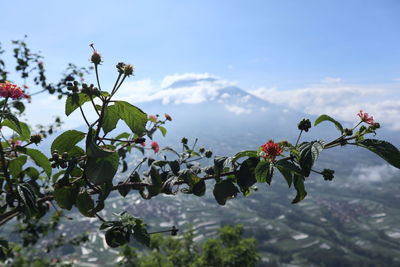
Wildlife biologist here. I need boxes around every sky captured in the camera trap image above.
[1,0,400,129]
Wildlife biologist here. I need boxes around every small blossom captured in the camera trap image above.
[0,82,30,99]
[151,141,160,153]
[164,113,172,121]
[140,142,146,147]
[357,110,374,125]
[260,140,283,161]
[9,139,22,149]
[148,115,157,122]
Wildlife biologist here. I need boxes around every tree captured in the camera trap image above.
[118,225,260,267]
[0,39,399,263]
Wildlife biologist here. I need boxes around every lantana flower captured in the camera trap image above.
[259,140,283,161]
[148,115,157,122]
[164,113,172,121]
[0,82,30,100]
[151,141,160,153]
[357,110,374,125]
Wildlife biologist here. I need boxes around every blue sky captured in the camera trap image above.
[3,0,400,90]
[2,1,400,131]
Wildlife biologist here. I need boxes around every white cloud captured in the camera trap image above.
[249,82,400,130]
[353,164,399,182]
[117,73,236,105]
[225,105,252,115]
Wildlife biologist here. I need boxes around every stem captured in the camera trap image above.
[110,75,127,98]
[79,105,91,127]
[89,95,101,117]
[94,65,102,92]
[295,130,303,146]
[0,141,13,193]
[95,213,106,222]
[0,97,9,124]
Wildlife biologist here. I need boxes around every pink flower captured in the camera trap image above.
[164,113,172,121]
[148,115,157,122]
[140,142,146,147]
[9,139,22,149]
[151,141,160,153]
[260,140,283,161]
[0,82,30,100]
[357,110,374,125]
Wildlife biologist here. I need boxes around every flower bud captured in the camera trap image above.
[123,64,135,76]
[134,137,146,144]
[297,119,312,132]
[116,62,126,74]
[199,147,205,154]
[181,137,188,145]
[205,150,213,158]
[344,128,353,136]
[91,51,102,65]
[30,134,43,144]
[322,169,334,181]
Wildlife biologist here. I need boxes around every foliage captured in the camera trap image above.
[0,39,399,264]
[118,225,260,267]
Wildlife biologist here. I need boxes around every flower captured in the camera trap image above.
[164,113,172,121]
[9,139,22,149]
[259,140,283,161]
[148,115,157,122]
[140,142,146,147]
[357,110,374,125]
[151,141,160,153]
[0,82,30,99]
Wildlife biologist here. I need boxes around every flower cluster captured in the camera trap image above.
[259,140,283,161]
[0,82,30,100]
[151,141,160,153]
[357,110,374,125]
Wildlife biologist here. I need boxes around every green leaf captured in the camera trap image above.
[102,105,119,135]
[86,152,119,185]
[292,175,307,204]
[3,113,21,134]
[17,183,37,218]
[236,157,258,190]
[54,186,77,210]
[133,222,150,247]
[86,128,115,158]
[275,160,303,187]
[105,228,129,248]
[192,180,206,197]
[9,156,27,178]
[65,93,91,116]
[1,119,30,140]
[24,167,40,180]
[19,148,52,177]
[51,130,86,154]
[213,179,240,205]
[232,150,258,162]
[314,114,344,133]
[354,139,400,169]
[214,156,228,178]
[255,159,274,184]
[299,140,325,177]
[114,101,147,136]
[158,126,167,137]
[76,191,95,217]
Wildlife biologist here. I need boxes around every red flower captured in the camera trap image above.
[0,82,30,100]
[357,110,374,125]
[151,141,160,153]
[164,113,172,121]
[260,140,283,161]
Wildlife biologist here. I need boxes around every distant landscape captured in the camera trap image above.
[15,77,400,266]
